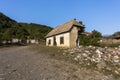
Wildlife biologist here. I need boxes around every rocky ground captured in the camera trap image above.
[0,45,119,80]
[64,45,120,79]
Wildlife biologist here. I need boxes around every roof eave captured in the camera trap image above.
[45,31,70,38]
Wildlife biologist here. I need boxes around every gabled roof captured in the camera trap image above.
[46,19,84,38]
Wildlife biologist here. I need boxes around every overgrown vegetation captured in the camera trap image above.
[79,30,102,46]
[0,12,52,45]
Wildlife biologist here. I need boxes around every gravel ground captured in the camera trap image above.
[0,45,115,80]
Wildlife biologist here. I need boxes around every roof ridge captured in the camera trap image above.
[54,19,75,29]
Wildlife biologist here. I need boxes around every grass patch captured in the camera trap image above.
[99,61,120,79]
[31,44,76,63]
[78,60,97,70]
[100,68,120,79]
[0,43,27,48]
[99,43,120,48]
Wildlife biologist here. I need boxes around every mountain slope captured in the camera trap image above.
[0,12,52,41]
[0,12,17,28]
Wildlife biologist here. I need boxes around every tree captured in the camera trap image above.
[91,30,102,38]
[16,27,29,43]
[0,27,3,45]
[2,28,13,43]
[0,33,2,45]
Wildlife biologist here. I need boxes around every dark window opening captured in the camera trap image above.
[53,36,57,46]
[48,39,51,45]
[60,37,64,44]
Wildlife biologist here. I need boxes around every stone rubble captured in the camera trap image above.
[64,46,120,64]
[64,45,120,78]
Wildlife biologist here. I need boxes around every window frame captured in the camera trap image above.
[60,36,64,44]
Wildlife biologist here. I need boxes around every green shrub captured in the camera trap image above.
[79,34,100,46]
[79,30,102,46]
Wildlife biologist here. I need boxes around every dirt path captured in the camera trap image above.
[0,46,115,80]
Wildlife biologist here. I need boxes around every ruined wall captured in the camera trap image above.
[70,26,78,48]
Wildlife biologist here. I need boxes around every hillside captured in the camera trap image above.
[0,12,52,43]
[0,12,17,28]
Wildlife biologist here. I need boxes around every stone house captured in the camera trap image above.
[113,35,120,40]
[82,32,92,36]
[100,35,120,45]
[12,38,21,43]
[27,39,39,44]
[45,19,85,48]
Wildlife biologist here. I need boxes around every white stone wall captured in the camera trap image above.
[46,37,54,46]
[46,32,70,47]
[56,32,70,47]
[27,39,39,44]
[12,39,19,43]
[31,40,36,44]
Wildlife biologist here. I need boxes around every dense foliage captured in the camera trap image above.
[0,12,52,44]
[79,30,102,46]
[113,31,120,37]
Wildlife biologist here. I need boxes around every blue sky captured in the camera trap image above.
[0,0,120,35]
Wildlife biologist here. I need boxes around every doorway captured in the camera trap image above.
[53,36,57,46]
